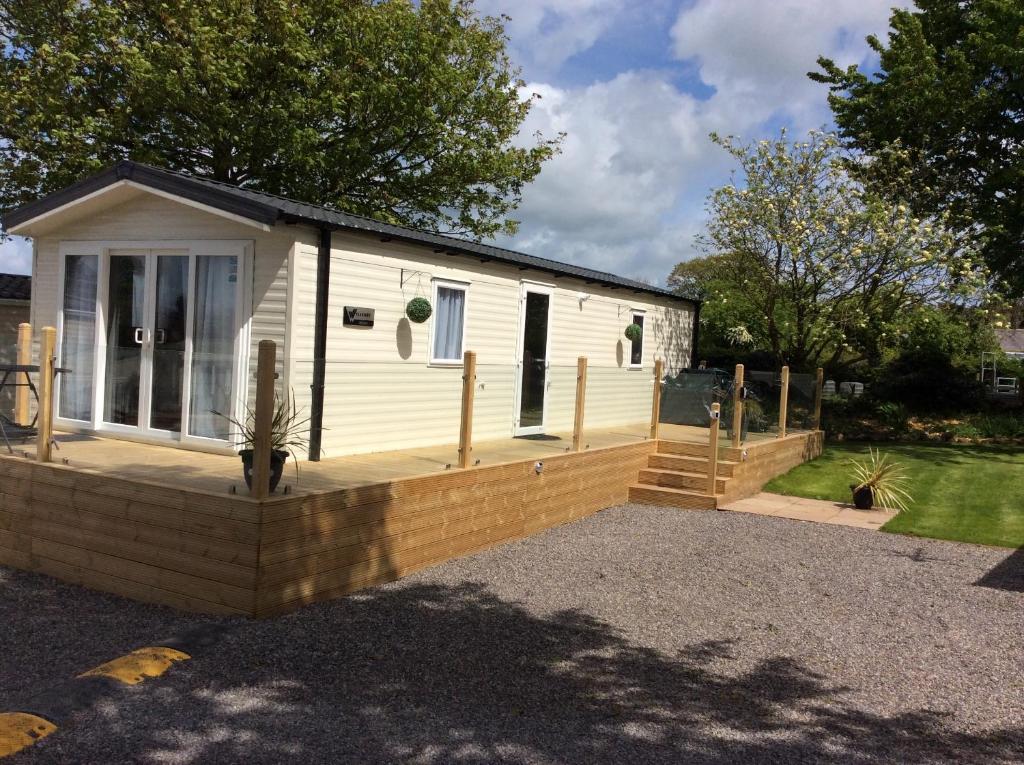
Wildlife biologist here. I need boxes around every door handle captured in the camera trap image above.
[134,327,144,345]
[155,329,166,344]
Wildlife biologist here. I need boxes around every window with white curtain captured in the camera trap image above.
[430,280,468,363]
[58,254,98,421]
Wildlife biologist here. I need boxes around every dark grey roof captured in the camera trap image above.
[0,273,30,301]
[3,161,696,305]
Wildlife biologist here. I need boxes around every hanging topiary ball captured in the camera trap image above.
[624,323,643,343]
[406,297,432,323]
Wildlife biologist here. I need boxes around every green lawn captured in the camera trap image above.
[763,442,1024,548]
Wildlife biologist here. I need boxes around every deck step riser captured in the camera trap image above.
[647,454,736,477]
[656,441,712,457]
[637,469,728,493]
[628,486,718,510]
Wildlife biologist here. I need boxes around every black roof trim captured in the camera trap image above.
[3,161,698,305]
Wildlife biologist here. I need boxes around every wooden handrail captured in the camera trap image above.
[708,402,721,495]
[649,358,664,440]
[572,356,588,452]
[36,327,56,463]
[15,322,31,426]
[778,365,790,438]
[250,340,277,499]
[458,350,477,468]
[731,363,744,449]
[813,367,824,431]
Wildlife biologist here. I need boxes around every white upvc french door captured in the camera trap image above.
[55,241,252,449]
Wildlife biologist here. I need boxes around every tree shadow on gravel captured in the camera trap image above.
[34,581,1022,765]
[976,546,1024,592]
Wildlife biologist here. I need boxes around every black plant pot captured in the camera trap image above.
[239,449,288,493]
[850,484,873,510]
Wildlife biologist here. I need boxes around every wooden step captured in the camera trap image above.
[628,483,718,510]
[638,468,729,494]
[648,453,737,477]
[656,440,711,457]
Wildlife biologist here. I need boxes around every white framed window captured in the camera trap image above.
[430,279,468,365]
[629,310,646,368]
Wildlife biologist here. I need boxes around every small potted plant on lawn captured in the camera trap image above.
[848,448,912,512]
[214,391,311,492]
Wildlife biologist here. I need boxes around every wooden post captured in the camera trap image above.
[778,365,790,438]
[572,356,588,451]
[731,363,744,449]
[250,340,277,499]
[707,402,721,495]
[458,350,476,469]
[813,367,824,431]
[36,327,56,463]
[649,358,664,440]
[15,322,32,426]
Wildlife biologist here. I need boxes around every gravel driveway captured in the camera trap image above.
[3,505,1023,764]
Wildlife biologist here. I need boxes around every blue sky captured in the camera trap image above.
[0,0,908,283]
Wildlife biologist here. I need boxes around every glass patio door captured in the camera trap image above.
[98,249,241,443]
[103,249,188,435]
[515,286,552,436]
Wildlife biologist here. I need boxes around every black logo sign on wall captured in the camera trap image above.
[343,306,375,327]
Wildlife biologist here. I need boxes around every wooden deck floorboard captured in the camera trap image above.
[5,423,717,497]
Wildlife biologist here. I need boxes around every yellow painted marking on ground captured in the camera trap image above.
[78,647,191,685]
[0,713,57,757]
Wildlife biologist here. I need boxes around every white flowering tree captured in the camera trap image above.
[692,129,987,371]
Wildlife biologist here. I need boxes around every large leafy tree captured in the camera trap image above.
[811,0,1024,291]
[683,130,986,372]
[0,0,560,238]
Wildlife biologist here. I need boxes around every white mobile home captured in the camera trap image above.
[4,162,697,459]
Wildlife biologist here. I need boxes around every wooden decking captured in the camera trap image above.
[0,425,822,617]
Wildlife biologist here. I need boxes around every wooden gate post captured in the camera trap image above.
[778,365,790,438]
[458,350,477,469]
[250,340,277,499]
[649,358,664,440]
[572,356,588,452]
[36,327,56,463]
[15,322,32,426]
[707,402,721,495]
[731,363,744,449]
[813,367,824,431]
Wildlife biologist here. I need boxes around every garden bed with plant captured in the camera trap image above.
[763,442,1024,548]
[823,399,1024,446]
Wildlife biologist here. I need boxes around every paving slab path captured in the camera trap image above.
[723,491,897,529]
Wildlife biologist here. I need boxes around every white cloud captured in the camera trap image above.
[671,0,911,132]
[0,236,32,275]
[502,72,727,279]
[493,0,910,285]
[475,0,630,77]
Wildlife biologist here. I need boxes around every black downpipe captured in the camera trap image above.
[690,300,702,369]
[308,226,332,461]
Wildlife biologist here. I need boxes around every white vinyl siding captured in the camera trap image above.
[288,229,694,458]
